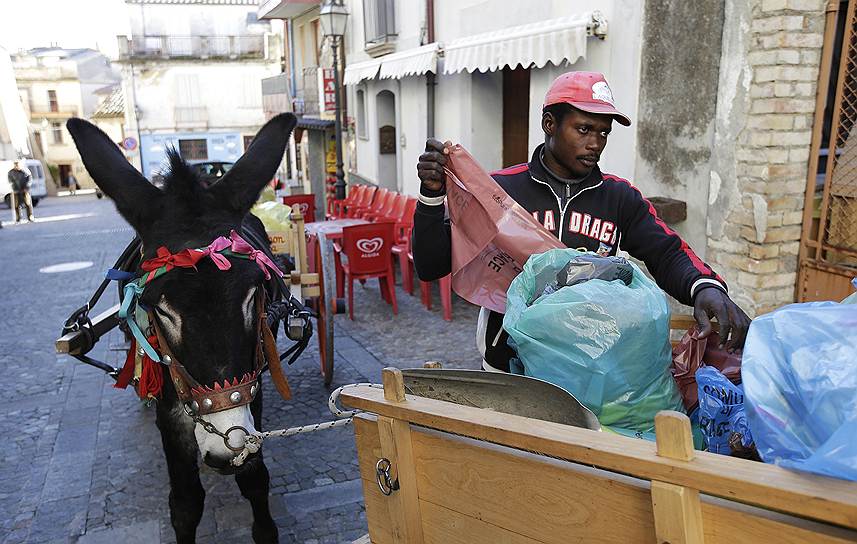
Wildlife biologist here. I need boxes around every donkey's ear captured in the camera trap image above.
[211,113,296,215]
[67,118,162,232]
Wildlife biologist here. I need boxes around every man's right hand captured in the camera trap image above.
[417,138,452,193]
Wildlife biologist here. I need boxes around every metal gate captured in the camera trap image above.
[799,0,857,301]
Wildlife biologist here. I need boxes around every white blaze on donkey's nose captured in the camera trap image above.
[195,405,255,462]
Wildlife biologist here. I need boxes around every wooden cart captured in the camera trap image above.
[342,367,857,544]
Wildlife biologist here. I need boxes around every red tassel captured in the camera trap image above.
[115,339,137,390]
[138,334,163,400]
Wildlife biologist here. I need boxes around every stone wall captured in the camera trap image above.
[707,0,827,315]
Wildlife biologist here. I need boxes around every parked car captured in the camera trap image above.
[190,161,233,187]
[0,159,48,207]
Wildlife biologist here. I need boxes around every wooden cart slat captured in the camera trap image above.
[343,377,857,538]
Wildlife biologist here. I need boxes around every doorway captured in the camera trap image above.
[502,66,531,167]
[376,90,398,191]
[59,164,71,188]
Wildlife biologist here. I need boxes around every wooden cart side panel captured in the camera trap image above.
[353,415,857,544]
[342,387,857,530]
[420,501,544,544]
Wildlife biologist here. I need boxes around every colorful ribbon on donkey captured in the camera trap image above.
[115,230,285,398]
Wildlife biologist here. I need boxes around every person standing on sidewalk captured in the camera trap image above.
[8,160,34,223]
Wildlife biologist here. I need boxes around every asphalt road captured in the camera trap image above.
[0,194,480,543]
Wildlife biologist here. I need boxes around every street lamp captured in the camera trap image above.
[319,0,349,200]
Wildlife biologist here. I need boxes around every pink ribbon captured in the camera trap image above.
[199,236,233,271]
[226,230,284,280]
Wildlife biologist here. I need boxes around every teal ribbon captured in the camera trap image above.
[119,280,161,362]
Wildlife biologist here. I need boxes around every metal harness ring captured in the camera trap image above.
[375,458,399,496]
[223,425,251,452]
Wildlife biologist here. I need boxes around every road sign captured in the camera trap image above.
[122,137,138,151]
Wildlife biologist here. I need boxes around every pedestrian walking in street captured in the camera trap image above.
[67,172,79,196]
[7,159,34,223]
[414,71,751,373]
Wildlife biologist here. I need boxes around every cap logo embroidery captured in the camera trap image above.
[591,81,615,105]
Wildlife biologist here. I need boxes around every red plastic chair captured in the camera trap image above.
[335,222,398,320]
[391,197,417,293]
[353,187,387,219]
[345,185,378,218]
[282,194,317,223]
[328,185,359,220]
[363,191,399,221]
[419,273,453,322]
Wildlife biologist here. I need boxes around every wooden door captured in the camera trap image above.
[502,66,530,168]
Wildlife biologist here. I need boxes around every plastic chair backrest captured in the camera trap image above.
[342,222,395,275]
[282,194,317,223]
[388,193,407,221]
[347,185,365,206]
[357,185,377,208]
[396,198,418,246]
[367,187,389,214]
[375,191,398,218]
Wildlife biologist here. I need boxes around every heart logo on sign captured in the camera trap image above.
[298,203,309,214]
[356,237,383,255]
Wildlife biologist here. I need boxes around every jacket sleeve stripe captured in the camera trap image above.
[603,174,724,282]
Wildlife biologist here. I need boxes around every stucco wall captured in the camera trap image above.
[632,0,727,257]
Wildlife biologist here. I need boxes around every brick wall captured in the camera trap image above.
[707,0,826,316]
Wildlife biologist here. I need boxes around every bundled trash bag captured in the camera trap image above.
[539,254,634,300]
[743,302,857,481]
[672,325,743,412]
[697,366,754,456]
[504,248,683,433]
[251,200,293,234]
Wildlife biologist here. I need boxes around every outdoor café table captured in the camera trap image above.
[303,218,370,385]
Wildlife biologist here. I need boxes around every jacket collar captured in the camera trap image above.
[527,143,603,192]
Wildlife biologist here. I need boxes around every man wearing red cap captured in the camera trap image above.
[414,71,750,373]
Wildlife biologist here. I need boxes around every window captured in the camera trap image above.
[48,90,58,112]
[356,89,367,139]
[179,139,208,160]
[363,0,396,46]
[51,122,63,144]
[243,135,255,151]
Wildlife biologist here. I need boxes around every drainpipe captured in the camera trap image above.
[287,19,297,109]
[426,0,436,139]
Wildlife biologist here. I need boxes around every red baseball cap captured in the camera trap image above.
[543,71,631,126]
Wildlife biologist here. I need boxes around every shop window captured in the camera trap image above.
[48,90,58,112]
[179,138,208,160]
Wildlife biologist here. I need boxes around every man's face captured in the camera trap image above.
[543,107,613,178]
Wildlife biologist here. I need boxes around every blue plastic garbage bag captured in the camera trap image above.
[504,248,682,433]
[697,366,753,455]
[842,278,857,304]
[743,302,857,481]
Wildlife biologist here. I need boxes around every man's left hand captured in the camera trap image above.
[693,288,751,351]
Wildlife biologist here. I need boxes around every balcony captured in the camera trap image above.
[175,106,208,129]
[117,35,267,61]
[29,106,79,119]
[292,67,319,116]
[262,73,293,117]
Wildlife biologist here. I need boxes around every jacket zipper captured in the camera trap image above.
[530,174,606,241]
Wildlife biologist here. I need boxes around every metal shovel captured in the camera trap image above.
[401,368,601,431]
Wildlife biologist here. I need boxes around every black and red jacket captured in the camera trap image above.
[413,144,726,371]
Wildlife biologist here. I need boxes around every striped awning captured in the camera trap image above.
[344,43,440,85]
[443,13,603,74]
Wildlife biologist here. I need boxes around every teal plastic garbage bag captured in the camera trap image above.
[743,302,857,481]
[504,248,683,433]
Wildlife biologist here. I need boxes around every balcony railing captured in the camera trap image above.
[29,106,80,118]
[117,35,266,60]
[292,67,319,116]
[175,106,208,128]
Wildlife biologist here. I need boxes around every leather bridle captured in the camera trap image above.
[150,289,291,419]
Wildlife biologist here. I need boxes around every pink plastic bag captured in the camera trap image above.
[445,144,564,313]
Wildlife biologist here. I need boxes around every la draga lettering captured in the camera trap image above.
[531,210,618,244]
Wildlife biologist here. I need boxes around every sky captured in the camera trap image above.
[0,0,131,58]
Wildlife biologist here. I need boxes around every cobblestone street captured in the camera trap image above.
[0,195,481,543]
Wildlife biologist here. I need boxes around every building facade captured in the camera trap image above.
[118,0,282,179]
[11,47,119,189]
